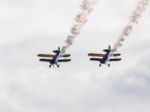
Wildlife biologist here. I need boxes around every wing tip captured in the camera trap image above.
[37,54,41,57]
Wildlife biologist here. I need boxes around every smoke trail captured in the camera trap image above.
[61,0,98,53]
[113,0,150,52]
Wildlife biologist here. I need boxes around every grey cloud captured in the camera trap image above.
[109,50,150,100]
[1,0,150,112]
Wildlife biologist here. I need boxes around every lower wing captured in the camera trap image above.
[39,59,53,62]
[90,58,103,61]
[58,59,71,62]
[109,58,122,61]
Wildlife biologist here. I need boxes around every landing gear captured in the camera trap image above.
[99,64,101,67]
[108,63,110,67]
[49,65,51,68]
[57,64,60,68]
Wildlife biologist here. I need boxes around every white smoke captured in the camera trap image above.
[113,0,150,52]
[61,0,98,53]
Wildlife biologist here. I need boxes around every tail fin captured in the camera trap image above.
[58,46,60,52]
[108,45,111,50]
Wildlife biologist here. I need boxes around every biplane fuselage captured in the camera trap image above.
[100,50,111,64]
[49,52,60,65]
[88,45,121,67]
[37,47,71,68]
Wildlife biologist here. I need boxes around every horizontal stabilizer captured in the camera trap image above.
[58,59,71,62]
[37,54,54,57]
[103,49,110,52]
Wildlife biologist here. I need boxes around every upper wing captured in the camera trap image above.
[37,54,54,57]
[58,59,71,62]
[90,58,103,61]
[109,58,121,61]
[88,53,104,57]
[62,54,71,57]
[113,53,121,57]
[39,59,53,62]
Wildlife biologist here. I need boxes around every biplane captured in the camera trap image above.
[88,45,121,67]
[37,47,71,68]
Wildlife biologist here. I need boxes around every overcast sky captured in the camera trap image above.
[0,0,150,112]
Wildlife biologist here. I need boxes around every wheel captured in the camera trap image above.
[57,64,60,68]
[108,64,110,67]
[99,64,101,67]
[49,65,51,68]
